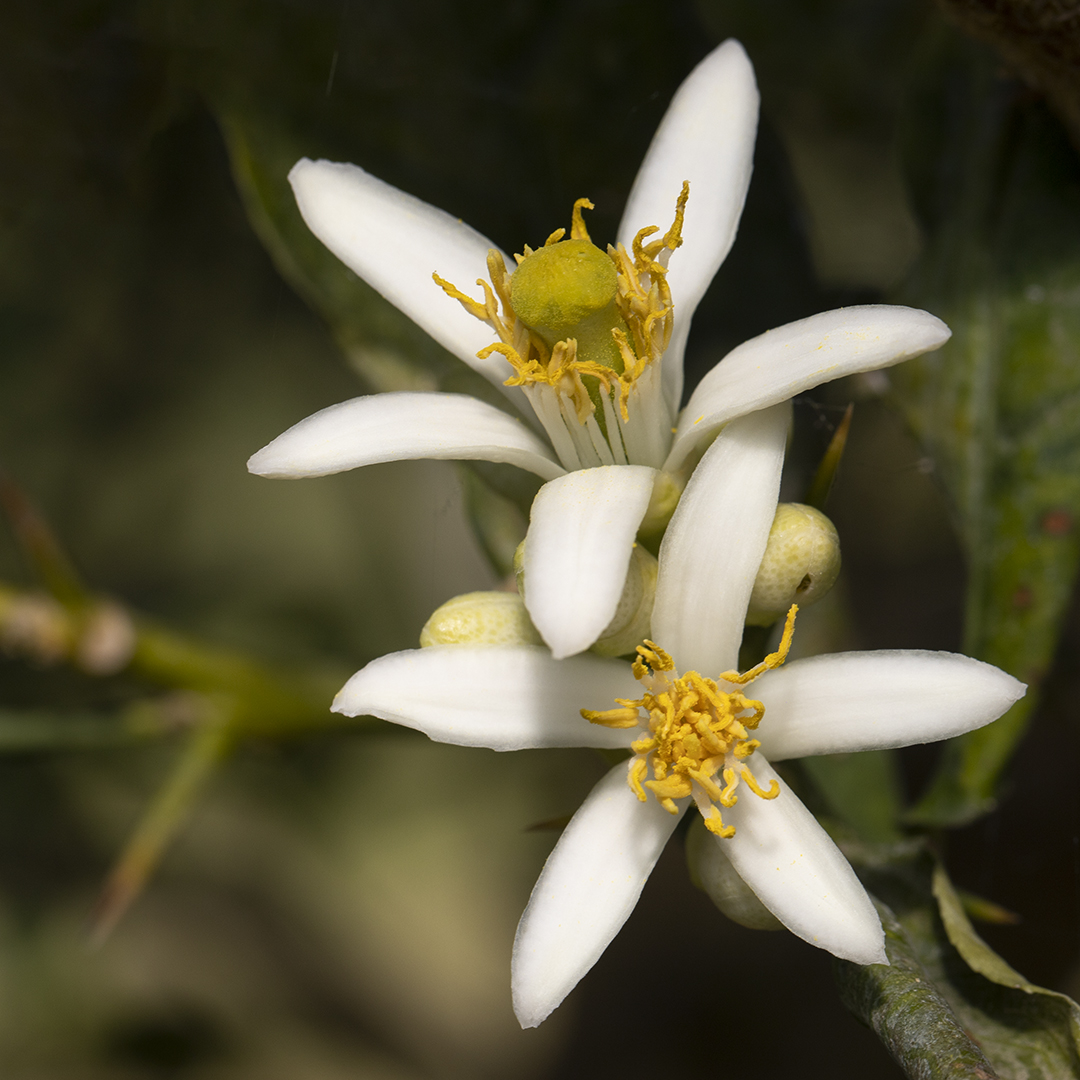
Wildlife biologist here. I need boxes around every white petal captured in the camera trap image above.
[332,646,639,751]
[523,466,656,659]
[753,650,1026,762]
[512,763,684,1027]
[722,756,887,965]
[666,305,951,471]
[289,159,520,394]
[247,392,564,481]
[618,40,759,413]
[652,403,788,675]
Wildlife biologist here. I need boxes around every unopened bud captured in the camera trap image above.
[420,591,542,648]
[746,503,841,627]
[637,470,683,541]
[592,544,658,657]
[686,817,781,930]
[76,601,136,675]
[0,590,71,664]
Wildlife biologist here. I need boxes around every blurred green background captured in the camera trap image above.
[1,0,1079,1076]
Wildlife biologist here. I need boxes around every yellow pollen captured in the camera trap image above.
[582,605,799,839]
[431,185,689,430]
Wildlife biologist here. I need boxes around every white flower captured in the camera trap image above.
[330,405,1025,1028]
[248,39,951,660]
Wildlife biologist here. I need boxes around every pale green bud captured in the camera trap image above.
[513,539,657,658]
[592,544,658,657]
[637,469,683,541]
[513,539,526,598]
[746,503,841,627]
[419,591,541,647]
[510,239,630,372]
[686,817,782,930]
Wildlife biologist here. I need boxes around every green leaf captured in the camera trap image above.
[458,466,527,580]
[221,117,456,394]
[892,31,1080,825]
[931,862,1080,1070]
[839,849,1080,1079]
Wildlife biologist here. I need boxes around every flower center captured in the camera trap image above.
[582,606,798,839]
[432,188,688,472]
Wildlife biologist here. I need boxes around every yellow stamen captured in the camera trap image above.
[570,198,594,241]
[432,188,689,446]
[704,808,736,839]
[581,705,642,729]
[740,765,780,800]
[719,767,740,807]
[720,605,798,685]
[594,616,800,840]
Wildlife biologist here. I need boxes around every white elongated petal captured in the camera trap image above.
[666,305,951,471]
[290,159,518,392]
[332,646,639,751]
[247,392,565,481]
[753,650,1026,762]
[618,39,759,413]
[524,466,656,659]
[722,756,887,965]
[652,403,788,675]
[512,763,684,1027]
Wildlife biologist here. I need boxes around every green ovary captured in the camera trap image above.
[510,239,630,374]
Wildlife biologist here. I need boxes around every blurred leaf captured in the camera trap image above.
[892,31,1080,825]
[839,849,1080,1079]
[805,402,854,510]
[221,117,457,394]
[933,0,1080,154]
[90,716,232,944]
[458,466,526,580]
[0,703,175,752]
[957,889,1021,927]
[802,748,904,843]
[0,469,90,609]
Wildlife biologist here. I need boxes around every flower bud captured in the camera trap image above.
[636,469,683,541]
[592,543,658,657]
[686,817,782,930]
[746,503,841,627]
[419,591,542,648]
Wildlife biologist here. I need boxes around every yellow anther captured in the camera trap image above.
[646,774,693,801]
[432,271,489,321]
[689,767,723,802]
[636,640,676,673]
[544,228,566,246]
[589,611,795,840]
[581,705,642,729]
[570,198,595,241]
[734,738,761,760]
[720,605,799,685]
[740,766,780,800]
[660,181,689,252]
[704,808,735,839]
[719,768,740,807]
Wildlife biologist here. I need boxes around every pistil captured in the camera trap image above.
[432,187,689,471]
